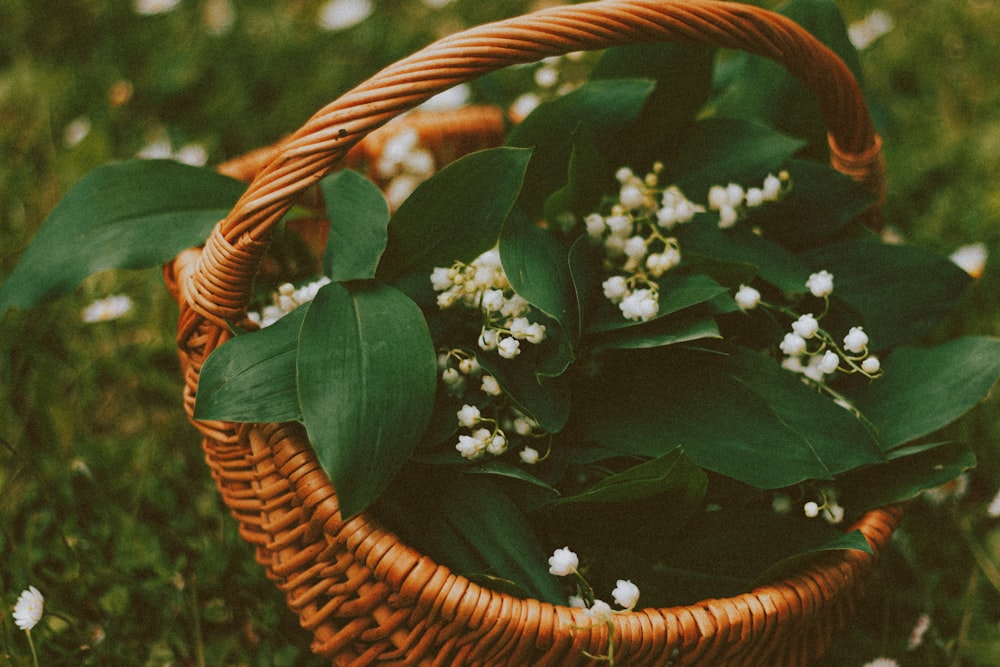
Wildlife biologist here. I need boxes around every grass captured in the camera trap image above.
[1,0,999,665]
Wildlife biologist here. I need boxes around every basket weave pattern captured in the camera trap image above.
[166,2,899,664]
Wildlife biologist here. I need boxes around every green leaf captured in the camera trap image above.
[585,273,729,334]
[544,447,707,508]
[749,159,877,251]
[375,468,565,604]
[376,147,532,283]
[194,307,306,423]
[835,442,976,512]
[667,119,806,201]
[542,126,607,223]
[710,0,863,159]
[751,529,873,587]
[587,314,720,351]
[591,42,717,167]
[0,159,246,316]
[573,346,880,488]
[476,353,571,434]
[507,79,655,219]
[297,281,437,518]
[803,240,973,349]
[851,337,1000,451]
[320,170,390,281]
[675,221,811,293]
[499,207,576,331]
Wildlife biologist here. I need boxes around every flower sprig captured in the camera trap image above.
[548,547,640,665]
[586,165,789,322]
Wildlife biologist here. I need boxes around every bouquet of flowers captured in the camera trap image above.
[3,0,998,662]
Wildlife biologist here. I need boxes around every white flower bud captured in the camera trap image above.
[817,350,841,375]
[481,288,505,312]
[806,270,834,298]
[612,579,640,610]
[791,314,820,339]
[480,375,503,396]
[498,337,521,359]
[456,404,481,428]
[745,187,764,208]
[478,328,498,351]
[486,433,508,456]
[725,183,745,207]
[456,434,485,460]
[441,367,462,386]
[624,235,648,260]
[605,214,632,237]
[519,446,540,464]
[861,355,881,374]
[615,167,634,183]
[619,289,658,322]
[584,213,606,238]
[619,183,646,210]
[509,317,531,340]
[568,595,587,609]
[843,326,869,354]
[586,599,614,624]
[823,501,845,525]
[779,332,807,357]
[524,322,547,344]
[458,357,480,375]
[803,501,820,518]
[762,173,782,200]
[708,185,728,210]
[602,276,629,303]
[548,547,579,576]
[718,205,738,229]
[734,285,761,311]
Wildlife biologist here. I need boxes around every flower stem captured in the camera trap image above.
[26,629,39,667]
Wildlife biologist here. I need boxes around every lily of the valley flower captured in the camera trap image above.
[548,547,579,576]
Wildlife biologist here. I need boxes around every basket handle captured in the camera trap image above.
[183,0,883,328]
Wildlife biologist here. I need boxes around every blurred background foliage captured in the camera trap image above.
[0,0,998,664]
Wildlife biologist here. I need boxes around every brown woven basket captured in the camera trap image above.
[165,1,902,664]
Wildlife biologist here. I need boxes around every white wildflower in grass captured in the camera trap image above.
[843,326,869,354]
[988,488,1000,518]
[13,586,44,631]
[519,446,540,465]
[134,0,181,15]
[548,547,579,576]
[81,294,133,323]
[317,0,373,31]
[907,613,931,651]
[848,10,895,50]
[861,658,900,667]
[611,579,640,610]
[949,242,988,279]
[806,270,834,298]
[734,284,761,311]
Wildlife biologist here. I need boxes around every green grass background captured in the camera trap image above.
[1,1,998,664]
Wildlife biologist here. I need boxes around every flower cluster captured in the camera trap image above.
[431,248,547,360]
[549,547,640,663]
[738,270,882,386]
[437,349,544,463]
[375,126,437,208]
[587,165,788,322]
[246,277,331,328]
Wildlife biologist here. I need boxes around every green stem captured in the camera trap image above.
[26,629,39,667]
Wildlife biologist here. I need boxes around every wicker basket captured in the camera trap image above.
[165,1,902,664]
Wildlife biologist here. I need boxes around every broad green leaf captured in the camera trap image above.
[507,79,655,219]
[567,235,601,342]
[587,314,720,351]
[499,207,576,331]
[297,281,437,519]
[572,346,880,488]
[376,147,532,283]
[675,221,811,292]
[666,119,806,201]
[194,307,306,423]
[375,468,565,604]
[751,529,873,587]
[464,460,560,497]
[543,126,607,224]
[320,170,390,281]
[835,442,976,513]
[851,337,1000,450]
[803,240,973,349]
[749,159,877,251]
[0,159,246,316]
[585,273,729,334]
[591,41,717,167]
[710,0,863,160]
[543,447,707,508]
[476,353,570,434]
